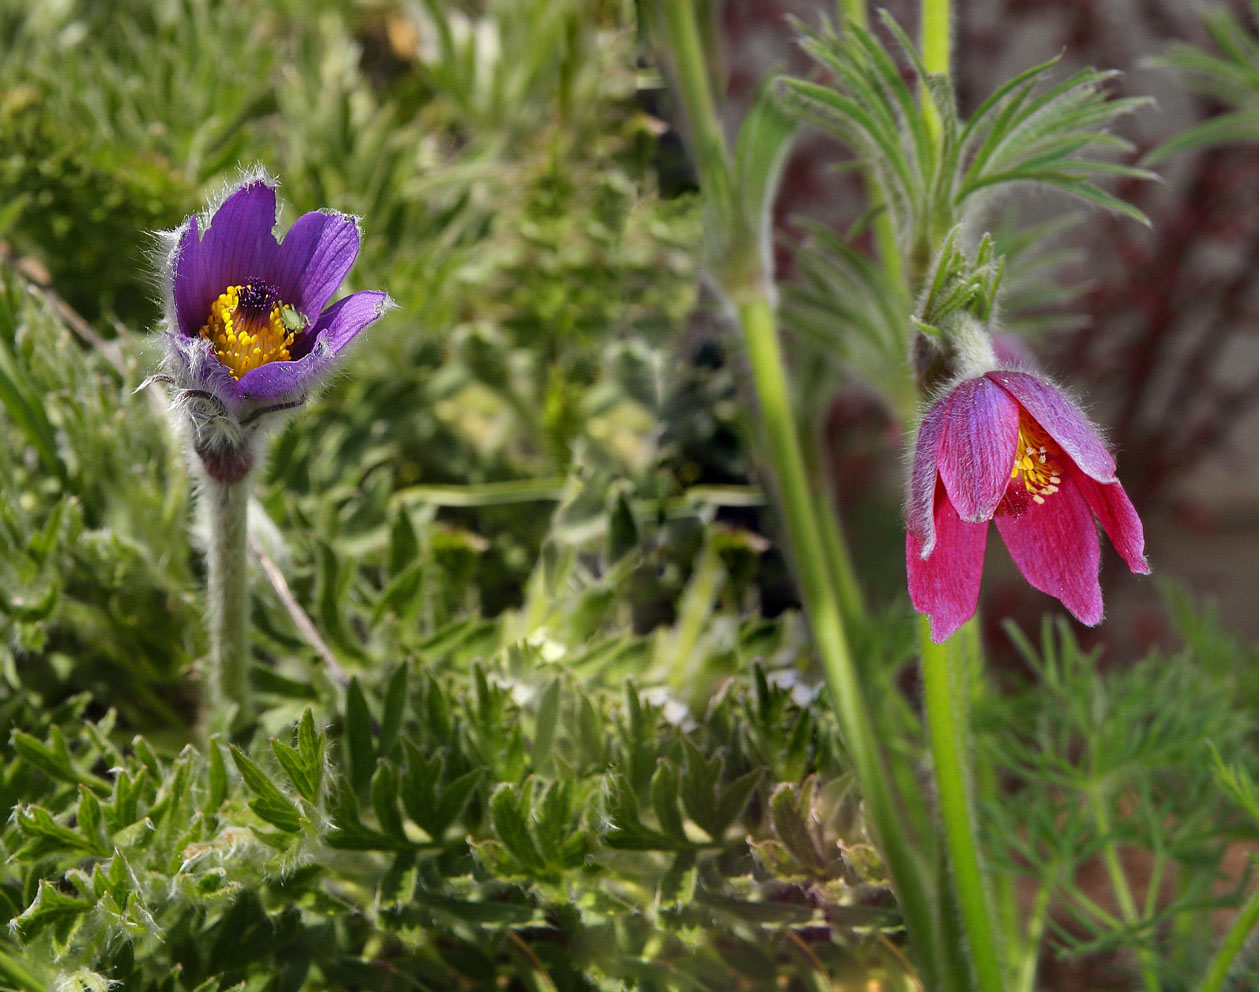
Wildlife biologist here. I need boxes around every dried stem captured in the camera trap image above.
[250,533,348,687]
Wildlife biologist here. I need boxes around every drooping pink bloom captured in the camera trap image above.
[906,371,1149,643]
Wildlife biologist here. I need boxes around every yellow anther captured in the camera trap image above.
[198,283,303,379]
[1010,415,1064,502]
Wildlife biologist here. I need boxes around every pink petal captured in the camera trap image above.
[995,481,1103,626]
[937,376,1020,522]
[906,395,950,556]
[987,371,1117,483]
[1075,473,1149,574]
[908,482,989,643]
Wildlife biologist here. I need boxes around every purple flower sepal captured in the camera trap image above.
[906,370,1149,643]
[157,172,391,481]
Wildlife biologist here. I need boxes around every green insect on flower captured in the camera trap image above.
[279,304,308,335]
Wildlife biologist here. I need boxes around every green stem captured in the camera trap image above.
[803,415,867,630]
[657,0,732,209]
[1016,885,1051,992]
[1089,786,1160,992]
[740,293,939,985]
[205,476,253,732]
[1143,849,1167,922]
[1200,889,1259,992]
[813,483,867,629]
[660,536,723,688]
[871,185,908,295]
[920,619,1004,992]
[0,948,45,992]
[838,0,866,25]
[961,615,1017,950]
[920,0,951,142]
[657,2,941,982]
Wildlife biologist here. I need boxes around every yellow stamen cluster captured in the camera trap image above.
[198,284,297,380]
[1011,416,1063,505]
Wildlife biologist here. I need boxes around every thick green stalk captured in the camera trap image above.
[803,420,867,629]
[913,5,1009,988]
[655,2,940,980]
[920,0,951,142]
[813,483,866,629]
[1200,890,1259,992]
[837,0,865,23]
[965,621,1020,959]
[740,294,939,984]
[205,476,253,732]
[920,619,1004,992]
[658,0,732,213]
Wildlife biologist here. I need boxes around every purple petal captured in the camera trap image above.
[995,481,1103,626]
[172,218,208,337]
[988,371,1117,483]
[271,210,360,320]
[906,395,950,556]
[297,290,389,358]
[937,376,1020,523]
[173,180,279,337]
[232,351,323,404]
[166,331,240,398]
[907,481,989,643]
[1076,472,1149,574]
[235,291,389,401]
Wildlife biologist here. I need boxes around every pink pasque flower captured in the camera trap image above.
[906,370,1149,643]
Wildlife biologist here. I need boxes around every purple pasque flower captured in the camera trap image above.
[160,172,390,479]
[906,370,1149,643]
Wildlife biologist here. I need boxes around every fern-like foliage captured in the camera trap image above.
[1144,3,1259,164]
[783,13,1154,247]
[979,611,1257,990]
[0,665,913,989]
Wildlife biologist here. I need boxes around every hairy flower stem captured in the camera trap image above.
[814,483,866,627]
[657,0,733,220]
[204,475,253,732]
[921,620,1005,992]
[914,4,1008,987]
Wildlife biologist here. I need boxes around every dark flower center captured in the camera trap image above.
[235,280,281,315]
